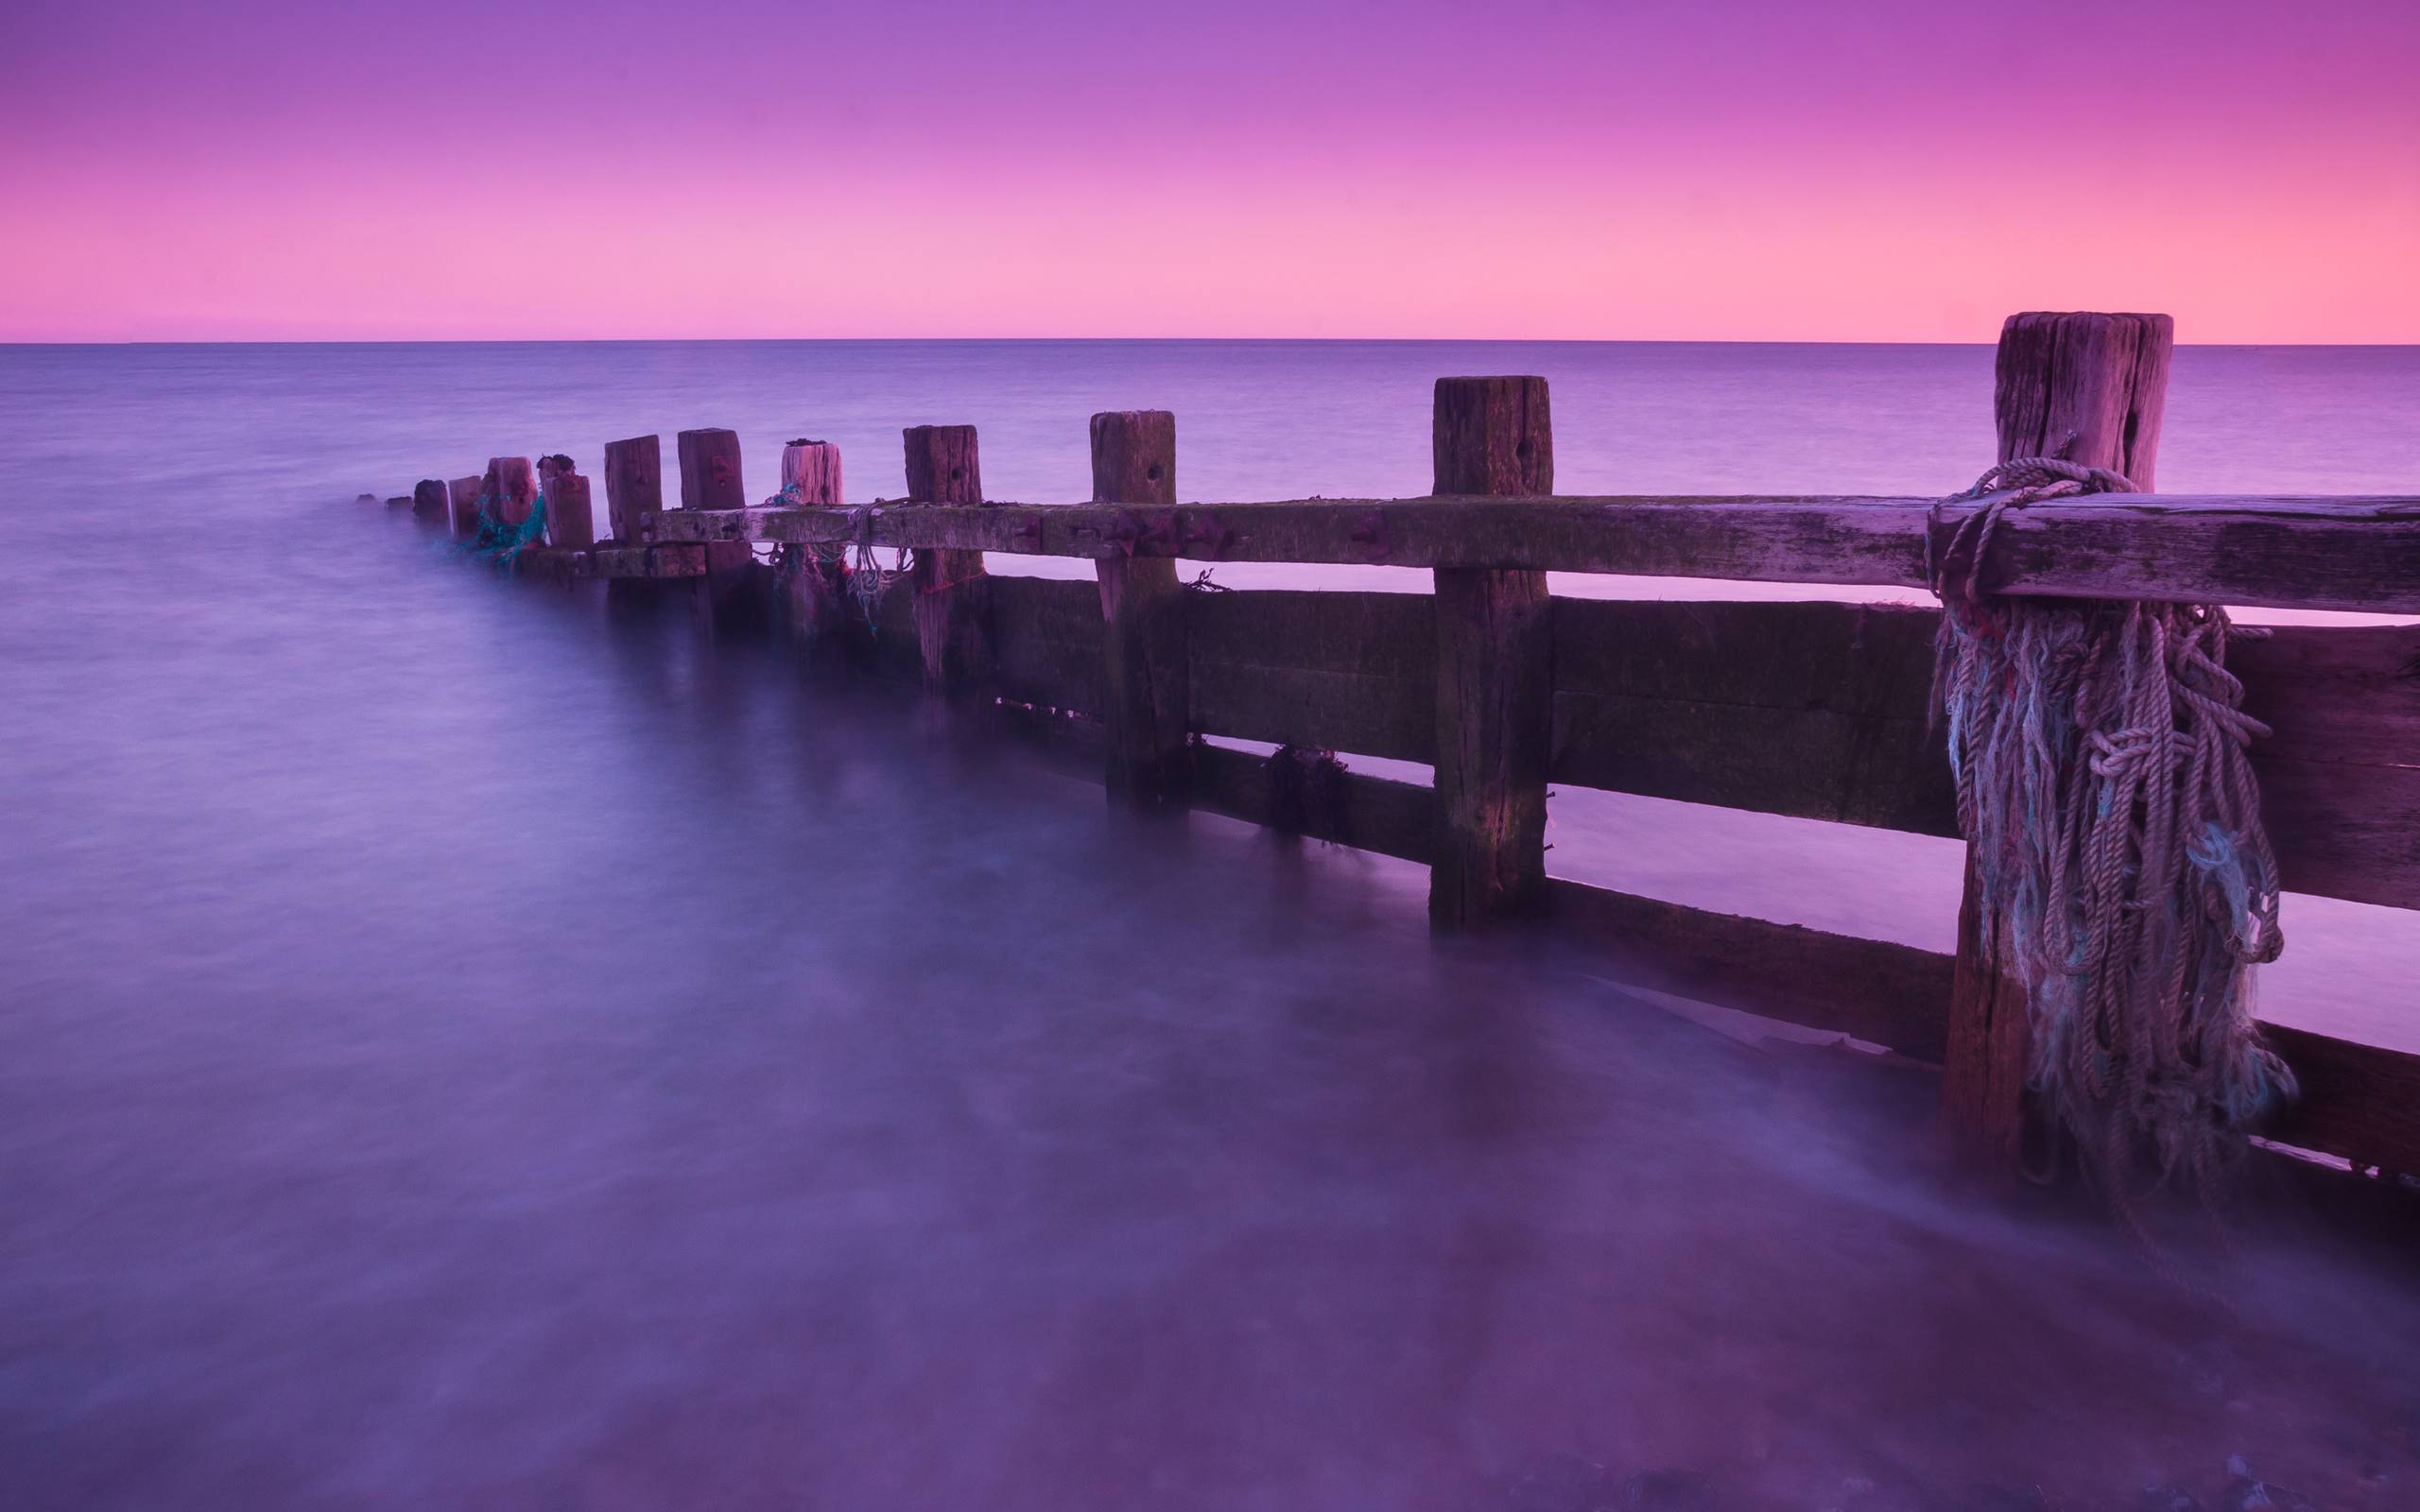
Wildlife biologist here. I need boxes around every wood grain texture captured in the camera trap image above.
[1433,376,1551,495]
[1546,600,2420,909]
[480,456,537,528]
[643,493,2420,616]
[675,429,746,510]
[411,479,449,525]
[988,576,1106,713]
[1184,590,1437,760]
[1430,376,1553,930]
[1090,411,1188,805]
[603,436,663,543]
[1549,599,1954,831]
[901,424,991,692]
[445,475,483,539]
[1995,312,2173,489]
[780,440,842,505]
[545,473,596,550]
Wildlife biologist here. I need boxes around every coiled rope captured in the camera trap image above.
[1930,457,2293,1195]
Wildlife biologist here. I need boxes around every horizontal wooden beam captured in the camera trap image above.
[1188,742,1435,862]
[1544,878,1954,1062]
[645,493,2420,615]
[513,543,709,582]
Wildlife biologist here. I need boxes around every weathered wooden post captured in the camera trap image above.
[603,436,663,543]
[677,428,757,628]
[676,428,746,512]
[901,424,991,692]
[1939,311,2174,1169]
[779,440,848,639]
[1428,376,1554,930]
[481,457,538,530]
[1090,410,1188,805]
[782,439,842,504]
[546,472,596,550]
[445,474,483,539]
[411,478,449,527]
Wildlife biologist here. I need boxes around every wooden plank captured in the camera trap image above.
[989,576,1105,713]
[1429,377,1553,930]
[1549,600,2420,907]
[643,492,2420,616]
[1186,591,1437,761]
[1090,410,1189,805]
[902,423,992,693]
[1550,599,1954,831]
[1545,879,1955,1063]
[2262,1025,2420,1174]
[510,543,708,581]
[1187,743,1434,863]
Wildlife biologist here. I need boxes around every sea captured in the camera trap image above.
[3,340,2415,1508]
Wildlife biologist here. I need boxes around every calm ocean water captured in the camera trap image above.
[3,341,2415,1507]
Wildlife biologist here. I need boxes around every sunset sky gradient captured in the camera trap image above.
[3,0,2415,342]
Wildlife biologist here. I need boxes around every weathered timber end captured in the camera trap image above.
[391,310,2420,1185]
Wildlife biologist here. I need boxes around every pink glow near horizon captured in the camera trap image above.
[2,0,2415,343]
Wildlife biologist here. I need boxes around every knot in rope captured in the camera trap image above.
[1927,455,2139,608]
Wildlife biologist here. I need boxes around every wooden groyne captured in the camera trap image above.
[390,313,2420,1183]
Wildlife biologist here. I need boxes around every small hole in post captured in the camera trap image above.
[1147,464,1163,482]
[950,467,964,482]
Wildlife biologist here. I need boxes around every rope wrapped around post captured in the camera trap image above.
[1929,457,2293,1194]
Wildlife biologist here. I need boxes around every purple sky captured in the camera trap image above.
[4,0,2415,340]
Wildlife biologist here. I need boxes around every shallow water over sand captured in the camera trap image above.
[3,341,2416,1506]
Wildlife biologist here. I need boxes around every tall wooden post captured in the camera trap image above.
[481,457,538,529]
[1090,410,1188,805]
[411,478,449,527]
[603,436,663,543]
[445,474,483,540]
[678,427,756,628]
[546,472,596,549]
[781,441,849,640]
[901,424,991,693]
[1428,376,1554,929]
[1939,311,2174,1168]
